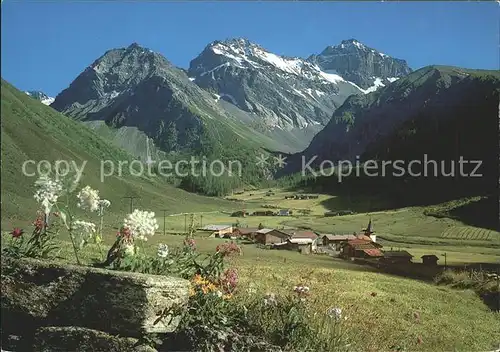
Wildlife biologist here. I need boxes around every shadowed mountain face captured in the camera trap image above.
[51,43,228,154]
[299,66,499,164]
[283,66,499,210]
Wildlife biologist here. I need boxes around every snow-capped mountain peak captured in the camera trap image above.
[25,91,55,105]
[308,39,411,89]
[193,38,355,87]
[188,38,365,132]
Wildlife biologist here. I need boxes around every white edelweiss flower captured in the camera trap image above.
[214,290,223,298]
[76,186,100,212]
[33,175,63,215]
[326,307,342,321]
[123,209,159,240]
[157,243,169,258]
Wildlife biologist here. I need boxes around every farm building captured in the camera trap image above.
[321,234,357,250]
[254,228,289,245]
[286,231,319,252]
[252,210,275,216]
[285,230,318,240]
[272,238,315,254]
[277,209,292,216]
[421,255,439,266]
[231,227,259,240]
[198,225,233,238]
[340,238,383,259]
[381,251,413,264]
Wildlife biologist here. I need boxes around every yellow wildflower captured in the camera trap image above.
[192,274,205,285]
[206,282,217,292]
[223,294,232,300]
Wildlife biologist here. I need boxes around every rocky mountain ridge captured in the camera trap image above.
[46,38,412,154]
[188,38,364,130]
[308,39,412,90]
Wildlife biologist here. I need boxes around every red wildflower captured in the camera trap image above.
[219,268,238,294]
[33,213,45,231]
[10,228,24,238]
[184,238,196,249]
[118,226,133,242]
[216,241,241,257]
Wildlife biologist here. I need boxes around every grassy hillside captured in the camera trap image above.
[0,79,238,230]
[23,232,500,352]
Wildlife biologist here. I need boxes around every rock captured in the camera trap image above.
[32,326,157,352]
[308,39,412,89]
[1,257,189,337]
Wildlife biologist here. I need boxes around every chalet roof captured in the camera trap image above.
[383,251,413,258]
[286,230,318,240]
[353,243,379,250]
[363,248,383,257]
[322,234,357,241]
[288,238,314,244]
[256,228,274,234]
[421,254,439,259]
[356,235,372,241]
[256,229,289,238]
[234,228,259,234]
[344,239,383,249]
[199,225,232,231]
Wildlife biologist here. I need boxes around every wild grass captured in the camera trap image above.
[5,232,499,352]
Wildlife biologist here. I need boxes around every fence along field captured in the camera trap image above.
[441,226,494,240]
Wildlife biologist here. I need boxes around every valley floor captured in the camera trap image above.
[34,233,500,352]
[2,188,499,351]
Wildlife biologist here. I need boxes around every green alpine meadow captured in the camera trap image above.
[1,2,499,351]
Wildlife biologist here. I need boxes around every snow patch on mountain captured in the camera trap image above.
[363,77,386,94]
[25,91,55,105]
[201,39,362,89]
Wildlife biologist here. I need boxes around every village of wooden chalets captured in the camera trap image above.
[191,190,445,278]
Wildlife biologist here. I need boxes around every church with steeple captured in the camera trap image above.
[361,218,376,243]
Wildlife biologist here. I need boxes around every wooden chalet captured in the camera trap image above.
[254,228,289,245]
[340,238,383,259]
[198,225,233,238]
[321,234,358,250]
[273,238,315,254]
[231,227,259,239]
[421,255,439,266]
[381,250,413,264]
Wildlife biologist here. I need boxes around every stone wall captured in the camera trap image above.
[1,257,190,351]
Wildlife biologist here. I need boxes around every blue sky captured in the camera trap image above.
[1,1,498,97]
